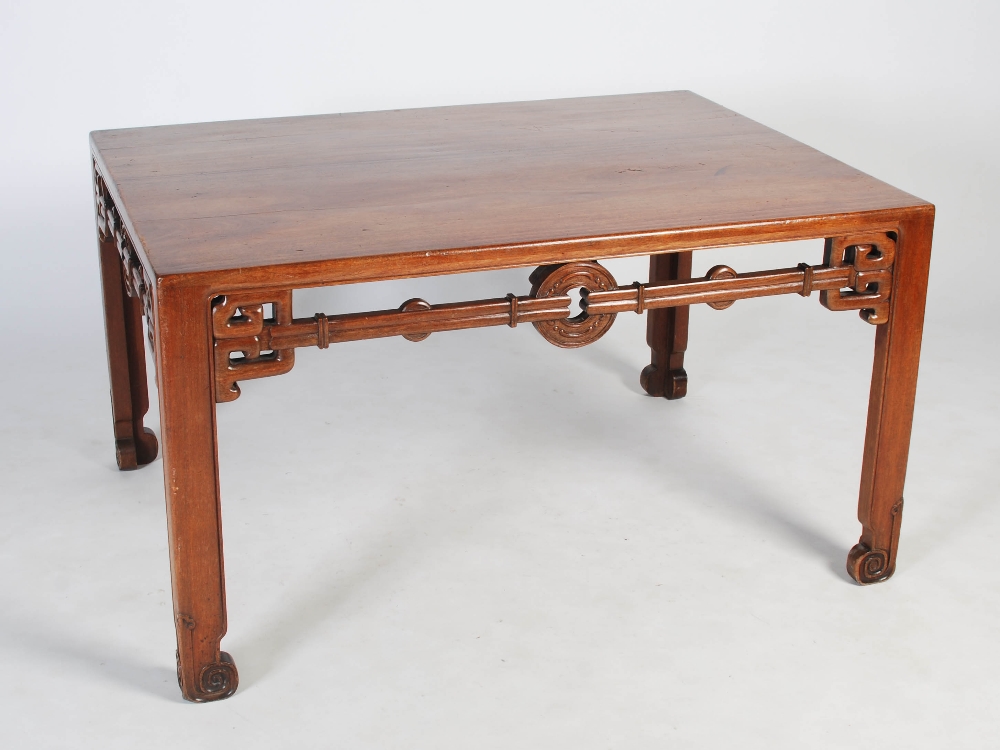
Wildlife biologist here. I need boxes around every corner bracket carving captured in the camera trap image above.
[212,292,296,402]
[210,235,899,403]
[820,233,896,324]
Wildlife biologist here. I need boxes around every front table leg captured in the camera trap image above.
[849,211,934,584]
[641,251,693,399]
[157,284,238,700]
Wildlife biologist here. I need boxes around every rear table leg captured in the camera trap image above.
[97,230,158,469]
[641,251,693,399]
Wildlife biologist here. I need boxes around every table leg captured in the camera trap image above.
[97,234,158,469]
[848,210,934,584]
[641,251,693,399]
[157,285,238,701]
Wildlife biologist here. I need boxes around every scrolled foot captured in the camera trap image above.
[114,428,158,471]
[846,543,895,585]
[199,652,239,701]
[115,438,137,471]
[136,427,159,465]
[640,364,688,400]
[177,651,239,702]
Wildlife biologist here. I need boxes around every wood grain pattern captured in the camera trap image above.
[848,212,934,583]
[90,91,935,702]
[157,282,236,701]
[90,91,929,285]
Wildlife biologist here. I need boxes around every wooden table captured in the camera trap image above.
[91,91,933,702]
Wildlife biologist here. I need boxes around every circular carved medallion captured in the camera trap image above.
[399,298,432,341]
[528,262,618,348]
[706,265,738,309]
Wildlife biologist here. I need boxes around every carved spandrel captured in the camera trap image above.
[819,232,896,324]
[210,236,900,402]
[212,292,295,403]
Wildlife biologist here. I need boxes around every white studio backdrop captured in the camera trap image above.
[1,2,998,748]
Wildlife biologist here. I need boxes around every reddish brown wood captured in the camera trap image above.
[89,91,934,702]
[157,282,237,701]
[821,233,896,325]
[95,178,157,470]
[212,291,296,403]
[847,213,934,584]
[528,262,618,348]
[204,257,877,405]
[641,251,692,399]
[89,91,927,289]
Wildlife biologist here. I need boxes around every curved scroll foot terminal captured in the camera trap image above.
[177,651,239,702]
[640,364,688,400]
[115,428,159,471]
[846,543,895,585]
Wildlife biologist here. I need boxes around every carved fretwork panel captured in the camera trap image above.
[210,237,900,403]
[529,262,618,348]
[212,292,295,402]
[819,233,896,324]
[93,163,157,358]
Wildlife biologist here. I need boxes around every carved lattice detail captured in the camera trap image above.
[819,233,896,324]
[529,262,618,348]
[94,164,157,357]
[212,292,295,402]
[209,238,898,402]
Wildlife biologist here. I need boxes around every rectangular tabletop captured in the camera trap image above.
[91,91,928,282]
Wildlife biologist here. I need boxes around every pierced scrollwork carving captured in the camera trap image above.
[528,262,618,348]
[820,233,896,324]
[209,235,898,402]
[580,233,896,326]
[93,162,157,356]
[212,292,295,402]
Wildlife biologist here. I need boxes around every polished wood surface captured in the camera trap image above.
[97,227,158,469]
[91,91,934,702]
[641,252,692,399]
[91,91,928,282]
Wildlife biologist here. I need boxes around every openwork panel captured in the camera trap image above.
[209,231,898,402]
[819,232,896,324]
[212,292,295,403]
